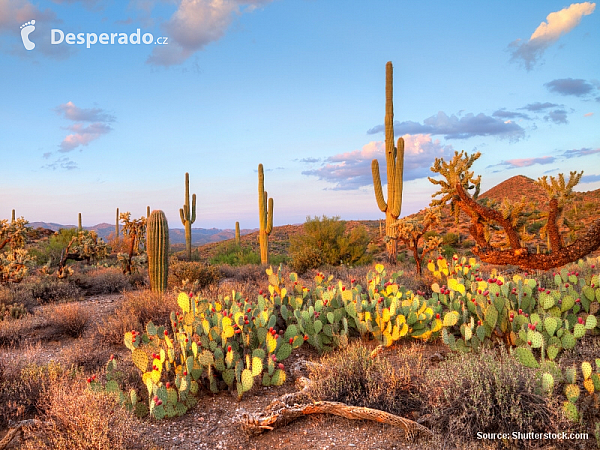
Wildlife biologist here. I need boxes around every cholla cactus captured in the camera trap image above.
[429,151,600,270]
[0,248,33,283]
[393,207,442,275]
[57,230,109,277]
[119,212,146,274]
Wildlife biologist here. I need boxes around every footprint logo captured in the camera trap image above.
[20,20,36,51]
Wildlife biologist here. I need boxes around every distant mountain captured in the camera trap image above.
[28,222,257,246]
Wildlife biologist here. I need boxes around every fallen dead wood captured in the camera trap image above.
[239,377,432,440]
[0,419,45,450]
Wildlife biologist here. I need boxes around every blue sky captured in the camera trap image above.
[1,0,599,229]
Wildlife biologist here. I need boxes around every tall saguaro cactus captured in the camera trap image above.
[179,173,196,260]
[11,210,15,223]
[115,208,120,238]
[258,164,273,264]
[78,213,83,231]
[235,221,240,246]
[147,210,169,293]
[371,61,404,264]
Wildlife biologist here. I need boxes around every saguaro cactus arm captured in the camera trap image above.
[370,62,405,264]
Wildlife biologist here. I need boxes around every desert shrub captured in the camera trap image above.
[58,337,116,373]
[0,359,63,430]
[70,266,131,295]
[26,276,83,303]
[45,302,90,338]
[422,230,439,241]
[441,244,456,259]
[209,241,261,266]
[169,258,221,289]
[29,228,79,266]
[289,216,371,273]
[442,232,459,246]
[307,341,424,417]
[420,349,559,445]
[527,221,544,235]
[96,290,177,346]
[21,369,141,450]
[218,264,266,285]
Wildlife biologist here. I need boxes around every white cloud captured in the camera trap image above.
[302,134,454,190]
[146,0,274,66]
[54,101,114,152]
[509,2,596,70]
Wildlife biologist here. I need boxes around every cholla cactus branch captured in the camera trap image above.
[429,152,600,270]
[394,207,442,275]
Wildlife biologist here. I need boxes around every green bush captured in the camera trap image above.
[209,242,261,266]
[442,232,459,246]
[289,216,371,273]
[441,245,456,259]
[29,228,79,266]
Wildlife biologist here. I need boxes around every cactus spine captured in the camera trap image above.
[147,210,169,293]
[115,208,120,238]
[371,61,404,264]
[179,173,196,260]
[258,164,273,264]
[235,221,240,246]
[78,213,83,231]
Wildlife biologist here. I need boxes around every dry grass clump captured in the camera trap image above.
[96,289,177,346]
[45,302,91,338]
[307,341,425,417]
[71,266,132,295]
[419,349,564,447]
[0,354,62,430]
[20,369,142,450]
[168,258,221,290]
[0,313,47,347]
[218,263,267,285]
[26,276,84,304]
[57,337,116,373]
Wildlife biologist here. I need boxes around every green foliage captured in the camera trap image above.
[209,242,261,266]
[442,232,459,246]
[289,216,371,273]
[30,228,78,266]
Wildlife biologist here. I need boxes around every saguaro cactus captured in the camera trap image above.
[371,61,404,264]
[258,164,273,264]
[179,173,196,260]
[147,206,150,218]
[11,210,15,223]
[147,210,169,293]
[115,208,120,238]
[78,213,83,231]
[235,221,240,246]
